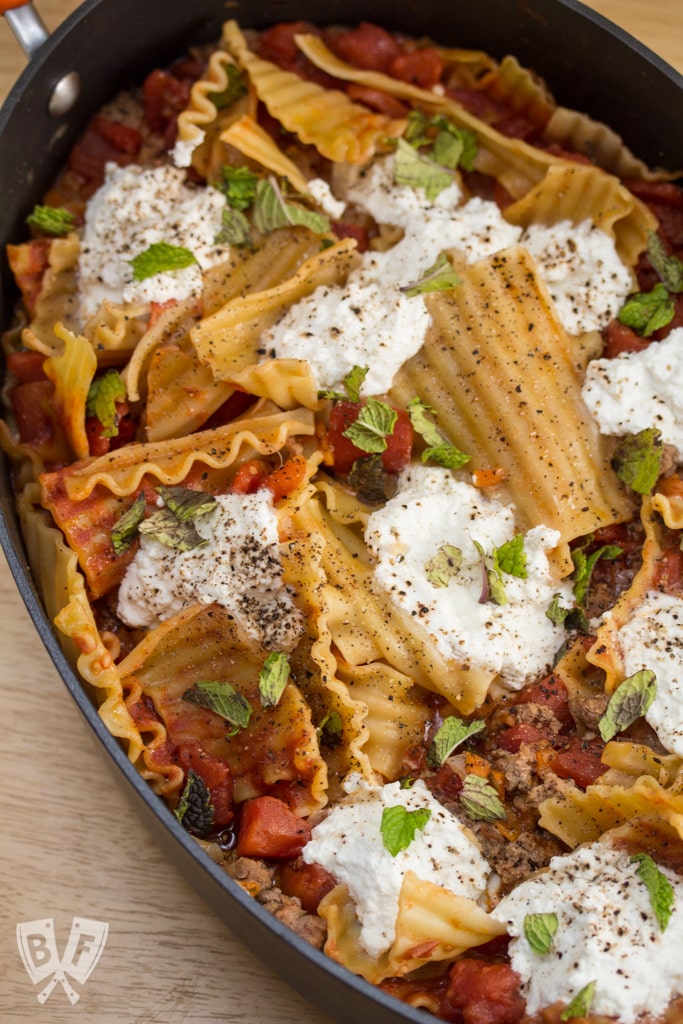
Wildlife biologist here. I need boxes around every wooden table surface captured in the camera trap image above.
[1,2,682,1021]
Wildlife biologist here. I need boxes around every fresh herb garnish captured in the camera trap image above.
[111,492,146,556]
[493,534,527,580]
[348,455,394,505]
[182,679,252,735]
[424,545,463,588]
[258,652,291,708]
[155,485,217,522]
[394,138,454,202]
[546,594,571,626]
[174,769,214,837]
[571,542,622,606]
[319,365,369,403]
[598,669,657,741]
[380,804,432,856]
[560,981,596,1021]
[216,164,259,211]
[342,398,397,454]
[618,282,675,337]
[647,232,683,295]
[631,852,675,932]
[428,717,485,766]
[407,397,470,469]
[460,774,506,822]
[130,241,197,281]
[611,427,663,495]
[402,111,477,172]
[523,912,559,955]
[317,710,343,747]
[138,506,206,551]
[26,204,75,237]
[215,207,253,248]
[401,252,461,297]
[252,177,330,236]
[86,370,126,439]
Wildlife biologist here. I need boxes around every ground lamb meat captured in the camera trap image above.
[225,856,326,949]
[468,822,565,895]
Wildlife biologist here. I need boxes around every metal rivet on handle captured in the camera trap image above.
[5,2,81,116]
[47,70,80,116]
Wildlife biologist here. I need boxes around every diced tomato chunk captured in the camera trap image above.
[345,84,409,118]
[10,380,55,446]
[277,858,336,913]
[236,796,312,859]
[231,460,269,494]
[264,453,308,502]
[91,114,142,154]
[5,351,47,384]
[602,318,652,358]
[142,69,190,133]
[330,23,402,73]
[389,48,443,89]
[258,21,320,67]
[176,740,234,829]
[327,400,413,475]
[441,959,525,1024]
[550,736,606,789]
[331,220,369,252]
[515,673,573,731]
[6,239,51,316]
[497,723,548,753]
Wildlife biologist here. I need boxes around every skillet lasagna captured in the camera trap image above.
[3,19,683,1023]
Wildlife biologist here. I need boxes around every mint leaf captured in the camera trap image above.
[428,717,485,766]
[598,669,657,741]
[618,282,675,337]
[560,981,596,1021]
[156,485,217,522]
[648,232,683,294]
[571,542,622,606]
[430,119,478,172]
[394,138,454,202]
[460,774,507,822]
[523,912,559,955]
[130,241,197,281]
[631,852,675,931]
[493,534,527,579]
[546,594,571,626]
[407,397,470,469]
[380,804,432,856]
[216,164,259,211]
[175,769,214,837]
[253,178,330,236]
[404,110,432,147]
[26,204,75,236]
[401,252,461,297]
[342,399,397,454]
[611,427,663,495]
[342,365,368,404]
[259,652,291,708]
[86,370,126,438]
[424,545,463,588]
[111,492,146,556]
[182,679,252,733]
[474,540,507,606]
[208,64,247,110]
[138,507,206,551]
[216,207,253,248]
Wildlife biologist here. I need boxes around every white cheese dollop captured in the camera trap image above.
[521,219,633,335]
[117,491,303,650]
[171,130,206,168]
[581,327,683,455]
[306,177,346,220]
[364,466,572,688]
[493,837,683,1024]
[612,589,683,756]
[78,163,228,318]
[302,778,490,958]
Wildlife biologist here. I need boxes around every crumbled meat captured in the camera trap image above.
[490,745,538,795]
[508,702,561,733]
[569,692,610,733]
[225,856,326,949]
[467,823,564,895]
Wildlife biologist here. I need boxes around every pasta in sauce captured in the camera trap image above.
[3,18,683,1024]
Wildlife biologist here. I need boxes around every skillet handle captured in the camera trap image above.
[1,0,80,115]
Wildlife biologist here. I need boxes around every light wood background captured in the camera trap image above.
[1,2,682,1021]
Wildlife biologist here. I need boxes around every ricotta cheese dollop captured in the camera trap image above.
[364,466,572,688]
[611,589,683,756]
[117,490,303,650]
[493,837,683,1024]
[581,327,683,455]
[302,778,490,959]
[78,163,228,319]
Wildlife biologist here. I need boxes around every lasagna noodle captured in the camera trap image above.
[175,49,238,156]
[21,233,80,354]
[219,115,311,195]
[41,405,316,502]
[390,245,633,565]
[144,342,235,443]
[43,322,97,461]
[123,297,197,403]
[83,300,148,366]
[16,484,145,762]
[319,872,506,984]
[476,54,556,128]
[222,21,406,164]
[117,603,327,814]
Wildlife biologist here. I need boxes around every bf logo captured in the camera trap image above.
[16,917,109,1004]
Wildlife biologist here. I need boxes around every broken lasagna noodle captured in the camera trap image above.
[4,18,683,1024]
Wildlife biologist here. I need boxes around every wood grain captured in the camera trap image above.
[0,2,681,1021]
